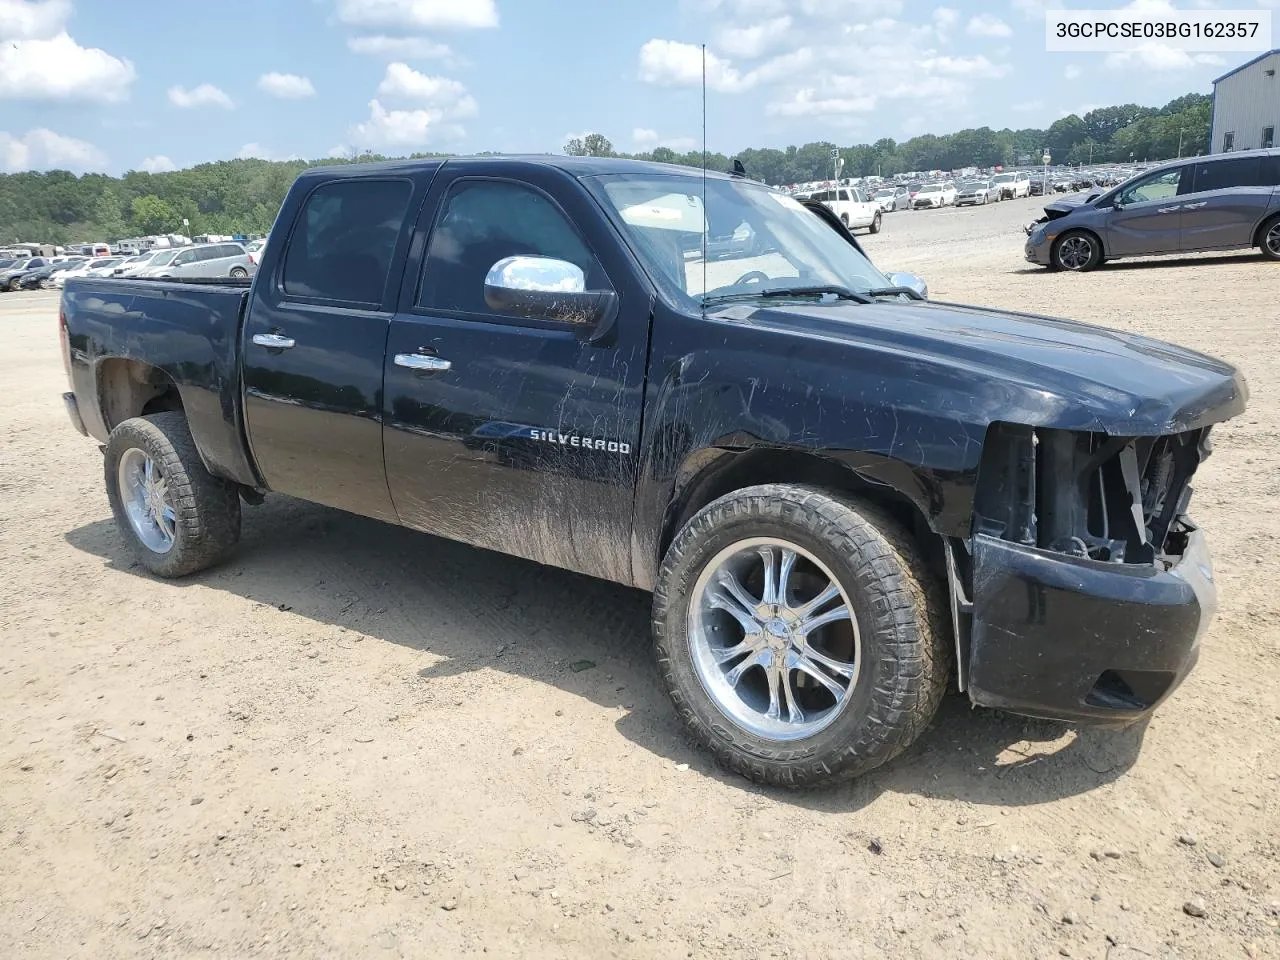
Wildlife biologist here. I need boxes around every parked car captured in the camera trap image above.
[112,253,156,276]
[0,257,50,291]
[872,186,910,212]
[59,155,1246,787]
[1024,148,1280,271]
[992,171,1031,200]
[912,181,958,209]
[905,181,924,204]
[141,242,253,279]
[116,249,175,278]
[245,238,266,267]
[17,260,85,289]
[803,186,882,233]
[52,257,120,288]
[84,257,126,277]
[956,179,996,206]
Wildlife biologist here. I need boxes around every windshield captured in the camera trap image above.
[590,174,888,305]
[150,250,179,265]
[920,184,943,193]
[91,258,123,269]
[992,173,1015,183]
[873,189,895,199]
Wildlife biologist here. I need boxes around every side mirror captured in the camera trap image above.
[887,271,928,299]
[484,256,618,338]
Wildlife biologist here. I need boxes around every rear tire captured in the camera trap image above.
[1052,230,1103,272]
[869,211,882,234]
[840,213,850,228]
[1259,214,1280,262]
[104,412,242,577]
[229,266,249,278]
[652,484,949,787]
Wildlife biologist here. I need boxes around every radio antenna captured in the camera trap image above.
[700,42,707,316]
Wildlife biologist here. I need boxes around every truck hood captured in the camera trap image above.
[713,298,1247,435]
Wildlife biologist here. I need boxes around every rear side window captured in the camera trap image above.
[283,178,412,305]
[1191,156,1261,192]
[1262,155,1280,186]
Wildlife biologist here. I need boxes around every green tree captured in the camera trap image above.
[564,133,614,157]
[130,195,180,235]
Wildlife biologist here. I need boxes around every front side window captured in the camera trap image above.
[417,179,605,316]
[283,178,412,305]
[592,174,888,305]
[1191,156,1261,192]
[1119,168,1183,204]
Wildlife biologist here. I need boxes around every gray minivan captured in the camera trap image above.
[146,242,254,279]
[1025,148,1280,271]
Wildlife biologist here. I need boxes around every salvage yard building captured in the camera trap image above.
[1211,48,1279,154]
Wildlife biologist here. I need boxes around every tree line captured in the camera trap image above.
[0,93,1210,245]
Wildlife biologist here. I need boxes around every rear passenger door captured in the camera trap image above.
[241,171,434,523]
[1179,155,1273,251]
[380,161,651,584]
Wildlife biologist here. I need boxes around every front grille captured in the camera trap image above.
[973,424,1211,565]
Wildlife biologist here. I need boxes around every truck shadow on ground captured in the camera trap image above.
[65,495,1145,810]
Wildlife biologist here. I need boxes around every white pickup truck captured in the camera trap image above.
[802,186,883,234]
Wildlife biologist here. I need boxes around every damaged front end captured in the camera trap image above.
[1024,190,1105,235]
[949,422,1219,723]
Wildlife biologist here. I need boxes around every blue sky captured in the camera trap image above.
[0,0,1272,175]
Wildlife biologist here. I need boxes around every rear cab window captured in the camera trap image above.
[282,178,414,306]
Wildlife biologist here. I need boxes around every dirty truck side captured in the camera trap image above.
[59,156,1248,787]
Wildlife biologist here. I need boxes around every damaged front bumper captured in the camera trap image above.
[965,525,1216,724]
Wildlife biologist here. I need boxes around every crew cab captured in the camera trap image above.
[60,156,1247,787]
[801,185,883,234]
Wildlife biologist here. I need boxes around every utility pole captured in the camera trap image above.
[1177,128,1185,158]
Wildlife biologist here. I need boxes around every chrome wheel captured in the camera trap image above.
[1266,221,1280,257]
[1057,235,1094,270]
[687,537,861,741]
[118,448,177,554]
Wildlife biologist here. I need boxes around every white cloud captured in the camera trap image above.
[327,144,351,158]
[631,127,697,150]
[1064,64,1082,80]
[966,13,1012,37]
[351,97,469,148]
[0,32,136,102]
[375,62,476,116]
[1010,0,1050,19]
[1105,44,1224,71]
[335,0,498,30]
[638,39,752,92]
[768,88,877,116]
[0,0,71,39]
[716,16,793,57]
[257,72,316,99]
[0,127,106,172]
[1012,99,1045,113]
[918,54,1010,78]
[236,144,303,161]
[169,83,234,109]
[346,35,459,63]
[140,155,177,173]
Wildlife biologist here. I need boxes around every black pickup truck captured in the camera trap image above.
[60,156,1247,786]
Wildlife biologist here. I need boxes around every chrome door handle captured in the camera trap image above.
[394,353,452,372]
[1183,201,1207,209]
[252,333,295,349]
[1157,205,1181,214]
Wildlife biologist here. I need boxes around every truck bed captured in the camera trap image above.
[61,276,259,487]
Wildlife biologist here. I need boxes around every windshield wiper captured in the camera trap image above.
[864,286,925,301]
[703,285,873,306]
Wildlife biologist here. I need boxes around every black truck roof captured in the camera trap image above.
[302,154,738,182]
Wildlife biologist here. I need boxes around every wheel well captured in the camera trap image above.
[1053,227,1105,258]
[1253,212,1280,247]
[660,448,945,578]
[97,358,184,432]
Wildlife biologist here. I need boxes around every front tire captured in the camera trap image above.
[868,211,882,234]
[1052,229,1103,271]
[652,485,949,787]
[104,412,242,577]
[840,213,850,228]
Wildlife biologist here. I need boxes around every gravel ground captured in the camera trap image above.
[2,196,1278,959]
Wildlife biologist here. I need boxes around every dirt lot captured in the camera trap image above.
[2,197,1278,959]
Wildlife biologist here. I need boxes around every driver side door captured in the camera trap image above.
[1102,166,1189,258]
[381,162,651,584]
